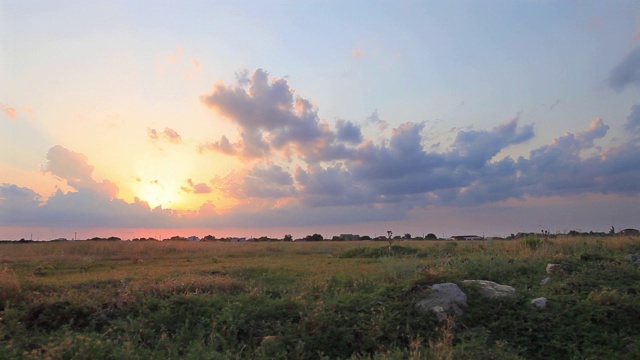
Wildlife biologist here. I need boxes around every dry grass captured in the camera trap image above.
[0,265,21,303]
[2,236,637,307]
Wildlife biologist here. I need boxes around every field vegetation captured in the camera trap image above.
[1,236,640,359]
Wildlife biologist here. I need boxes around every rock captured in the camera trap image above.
[415,283,467,320]
[531,297,547,310]
[432,306,448,322]
[546,263,564,274]
[540,277,552,286]
[462,280,516,298]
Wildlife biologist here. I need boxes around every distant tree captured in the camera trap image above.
[387,230,394,248]
[331,235,344,241]
[403,233,412,239]
[609,226,615,235]
[283,234,293,242]
[360,235,371,240]
[305,233,324,241]
[425,233,438,240]
[167,236,187,241]
[258,236,277,242]
[202,235,216,241]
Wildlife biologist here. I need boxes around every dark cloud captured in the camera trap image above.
[515,118,639,197]
[336,119,363,144]
[451,118,534,169]
[625,104,640,135]
[199,69,353,161]
[198,69,640,215]
[0,184,42,223]
[608,47,640,91]
[296,164,371,206]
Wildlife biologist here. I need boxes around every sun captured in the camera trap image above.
[136,181,180,209]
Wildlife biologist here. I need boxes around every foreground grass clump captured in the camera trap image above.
[1,237,640,359]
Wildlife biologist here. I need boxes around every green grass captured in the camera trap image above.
[1,237,639,359]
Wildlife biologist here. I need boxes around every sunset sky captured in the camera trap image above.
[1,1,640,240]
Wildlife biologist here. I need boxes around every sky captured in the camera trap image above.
[1,0,640,240]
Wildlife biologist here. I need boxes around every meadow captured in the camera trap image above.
[1,236,640,359]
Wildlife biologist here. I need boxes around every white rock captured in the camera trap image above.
[531,297,547,310]
[415,283,467,319]
[546,263,564,274]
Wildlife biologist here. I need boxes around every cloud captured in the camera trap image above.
[198,135,238,155]
[181,179,212,194]
[336,119,363,144]
[0,148,178,228]
[295,164,371,207]
[451,117,534,169]
[514,117,640,197]
[365,109,389,131]
[148,127,182,144]
[198,68,639,216]
[185,58,201,78]
[625,104,640,135]
[4,68,640,233]
[200,68,342,161]
[1,102,17,119]
[167,46,184,64]
[608,47,640,91]
[0,184,42,223]
[213,163,296,200]
[44,145,118,198]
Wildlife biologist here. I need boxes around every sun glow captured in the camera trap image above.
[136,181,181,209]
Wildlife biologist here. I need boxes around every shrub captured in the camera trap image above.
[520,236,542,250]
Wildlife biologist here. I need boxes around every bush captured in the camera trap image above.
[520,236,542,250]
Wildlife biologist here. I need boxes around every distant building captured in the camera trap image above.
[339,234,360,241]
[450,235,484,240]
[620,229,639,236]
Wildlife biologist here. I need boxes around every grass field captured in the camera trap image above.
[1,236,640,359]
